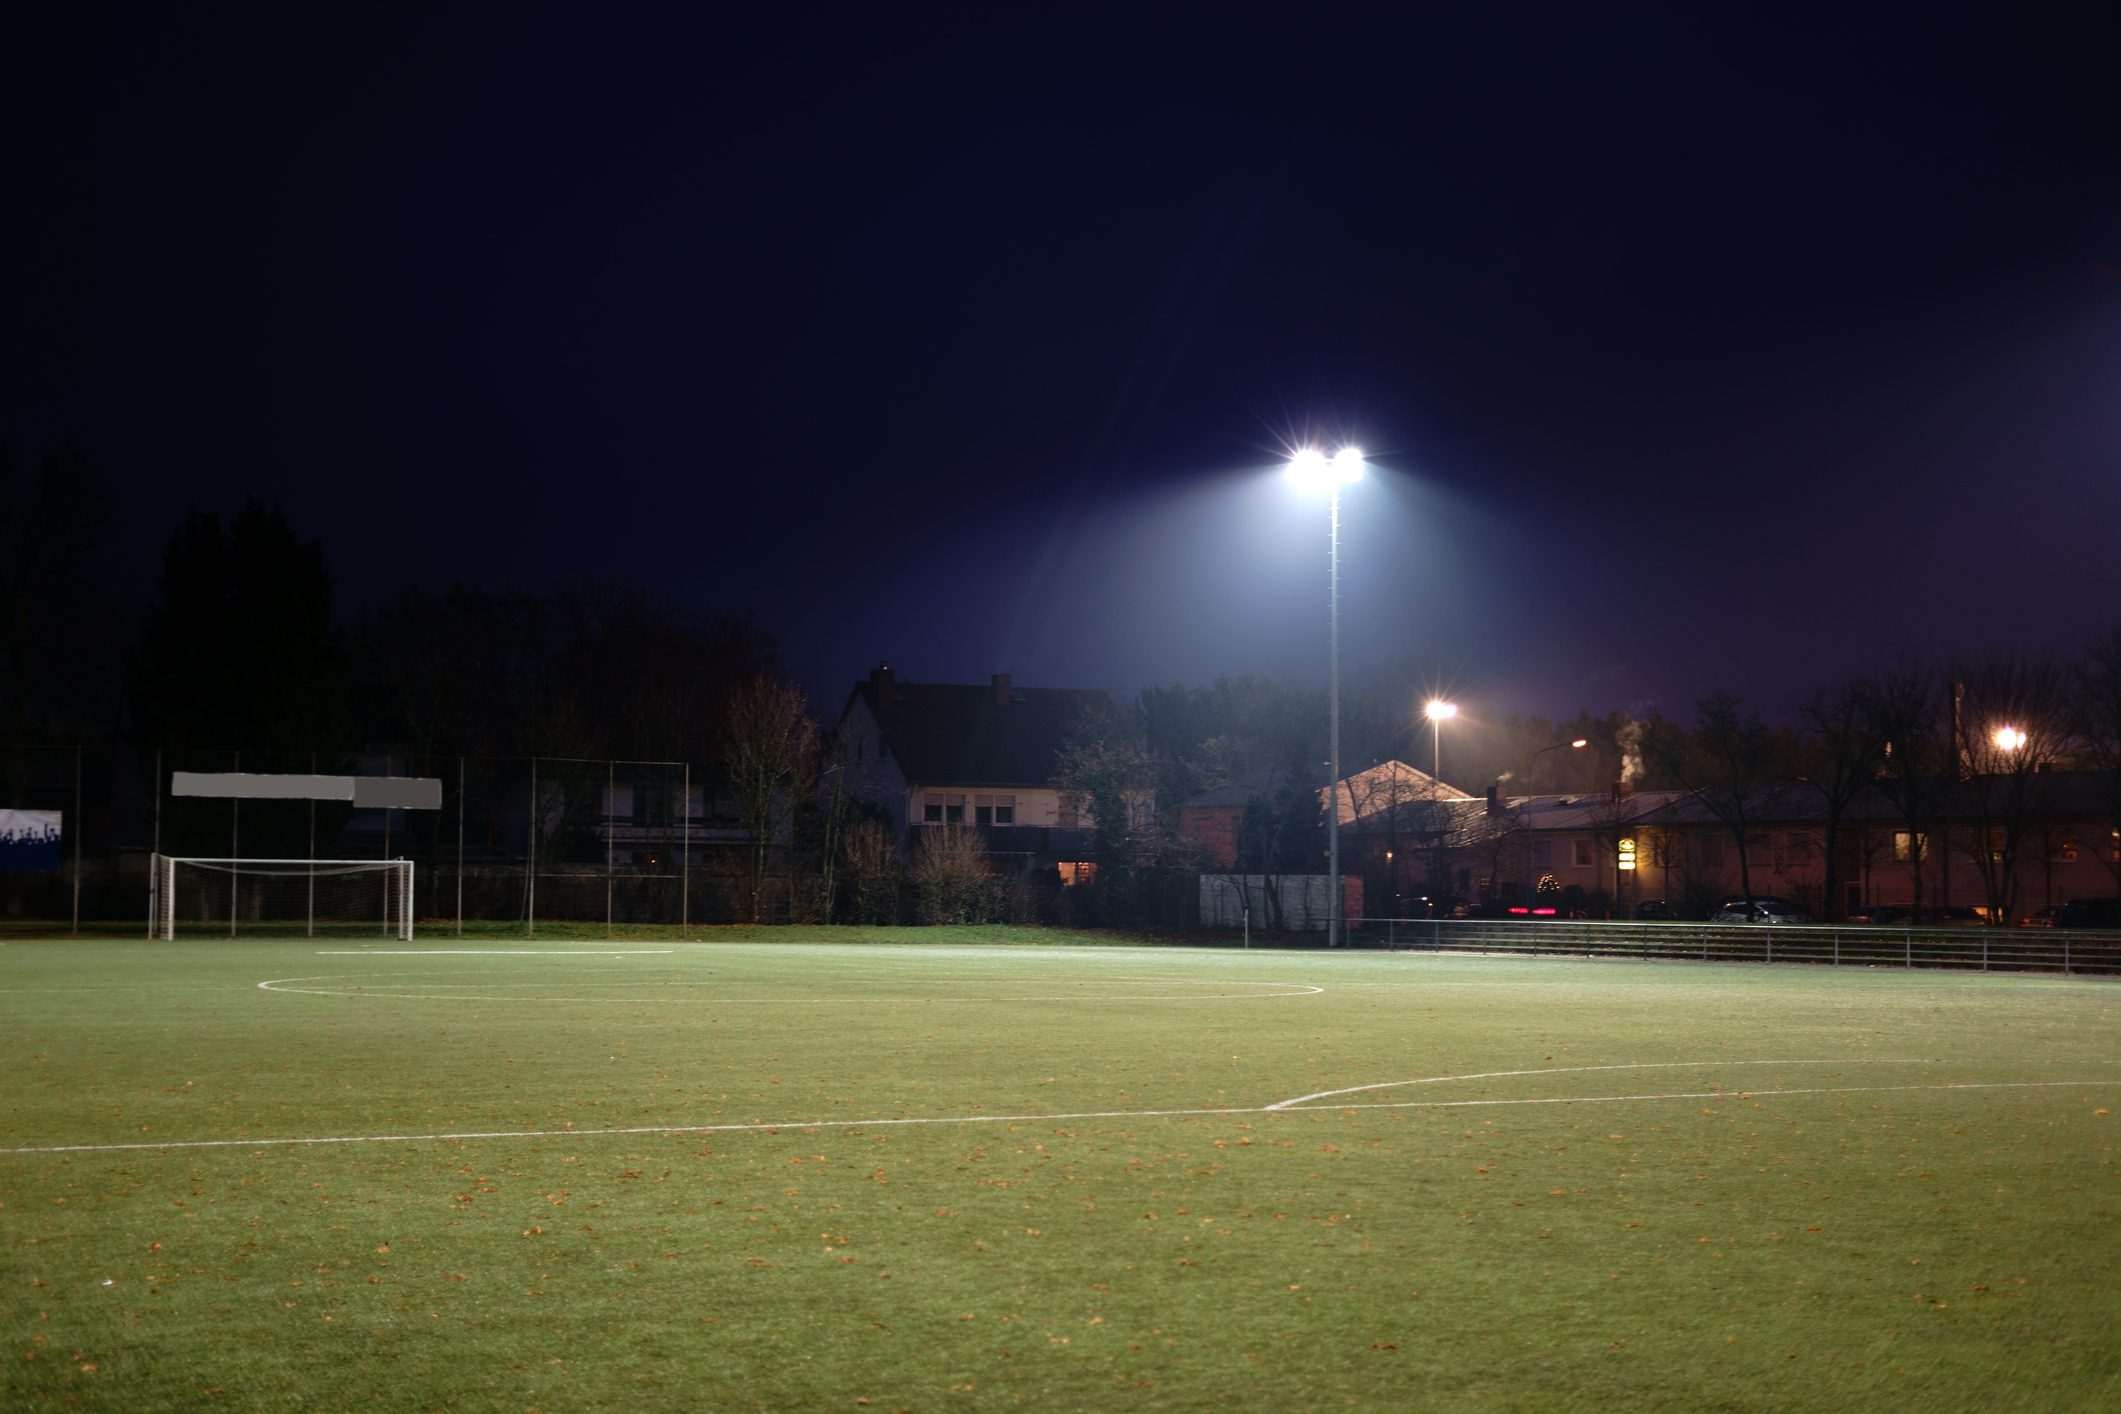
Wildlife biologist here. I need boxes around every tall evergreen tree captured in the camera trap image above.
[127,500,350,753]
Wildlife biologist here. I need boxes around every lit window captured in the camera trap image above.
[1058,862,1098,886]
[1894,831,1927,862]
[2049,832,2078,862]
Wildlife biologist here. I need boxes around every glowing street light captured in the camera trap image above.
[1994,726,2026,752]
[1285,445,1364,946]
[1527,737,1589,786]
[1424,700,1457,792]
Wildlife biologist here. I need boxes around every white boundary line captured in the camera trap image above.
[314,951,675,956]
[1263,1059,1925,1110]
[4,1075,2111,1157]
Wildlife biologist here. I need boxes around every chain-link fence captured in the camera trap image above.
[0,746,785,933]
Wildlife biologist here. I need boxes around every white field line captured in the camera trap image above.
[1263,1058,1931,1110]
[255,974,1325,1003]
[1318,1081,2121,1112]
[314,951,674,956]
[4,1076,2112,1158]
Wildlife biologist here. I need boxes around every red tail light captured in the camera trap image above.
[1507,906,1529,915]
[1533,908,1557,916]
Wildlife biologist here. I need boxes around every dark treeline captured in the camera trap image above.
[0,443,115,746]
[356,581,777,762]
[10,467,2118,931]
[0,464,779,761]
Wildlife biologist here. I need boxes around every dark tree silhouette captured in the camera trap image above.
[126,499,350,753]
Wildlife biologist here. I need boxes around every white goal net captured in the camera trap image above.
[152,856,415,940]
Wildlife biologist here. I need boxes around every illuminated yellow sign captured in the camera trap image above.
[1616,837,1637,871]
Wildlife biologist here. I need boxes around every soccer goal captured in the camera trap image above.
[152,856,415,940]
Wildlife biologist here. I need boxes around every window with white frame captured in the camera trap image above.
[1570,839,1593,867]
[974,794,1015,826]
[922,793,964,824]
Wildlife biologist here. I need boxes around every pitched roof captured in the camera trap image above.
[846,677,1114,788]
[1177,760,1473,818]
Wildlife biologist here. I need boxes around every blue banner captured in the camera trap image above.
[0,810,61,872]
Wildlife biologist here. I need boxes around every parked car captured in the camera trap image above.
[2056,897,2121,930]
[1635,899,1677,921]
[1711,896,1814,924]
[2019,906,2063,928]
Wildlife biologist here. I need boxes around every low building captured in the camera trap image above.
[1358,775,2118,924]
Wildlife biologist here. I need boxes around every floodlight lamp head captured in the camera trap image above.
[1285,448,1330,490]
[1570,738,1588,748]
[1331,447,1365,482]
[1426,700,1458,721]
[1994,726,2026,751]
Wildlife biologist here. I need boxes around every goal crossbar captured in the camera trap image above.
[152,855,415,941]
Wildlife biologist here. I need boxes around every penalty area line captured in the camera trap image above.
[1,1080,2112,1157]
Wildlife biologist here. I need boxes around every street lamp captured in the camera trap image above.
[1424,700,1457,792]
[1994,726,2026,752]
[1527,738,1589,789]
[1286,445,1364,946]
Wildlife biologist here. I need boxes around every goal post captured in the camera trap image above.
[152,856,414,941]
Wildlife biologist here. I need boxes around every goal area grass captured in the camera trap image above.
[3,930,2115,1412]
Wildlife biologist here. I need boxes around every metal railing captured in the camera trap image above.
[1343,916,2120,976]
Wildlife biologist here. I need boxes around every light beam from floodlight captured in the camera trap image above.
[1284,444,1368,946]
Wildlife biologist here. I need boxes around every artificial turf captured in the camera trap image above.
[2,929,2116,1412]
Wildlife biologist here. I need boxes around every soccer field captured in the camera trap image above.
[4,932,2117,1412]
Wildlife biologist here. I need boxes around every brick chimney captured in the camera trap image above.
[1611,780,1635,804]
[1486,783,1507,815]
[992,672,1011,706]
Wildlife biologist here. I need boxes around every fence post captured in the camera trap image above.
[1905,930,1912,969]
[1702,926,1708,963]
[71,745,82,937]
[1982,933,1988,972]
[1765,929,1772,965]
[2064,934,2070,976]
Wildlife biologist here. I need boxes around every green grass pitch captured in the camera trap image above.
[3,928,2117,1412]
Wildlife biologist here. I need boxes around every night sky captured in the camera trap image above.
[6,5,2119,721]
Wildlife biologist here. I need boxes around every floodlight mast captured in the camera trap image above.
[1287,447,1364,946]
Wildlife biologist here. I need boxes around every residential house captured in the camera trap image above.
[839,665,1124,877]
